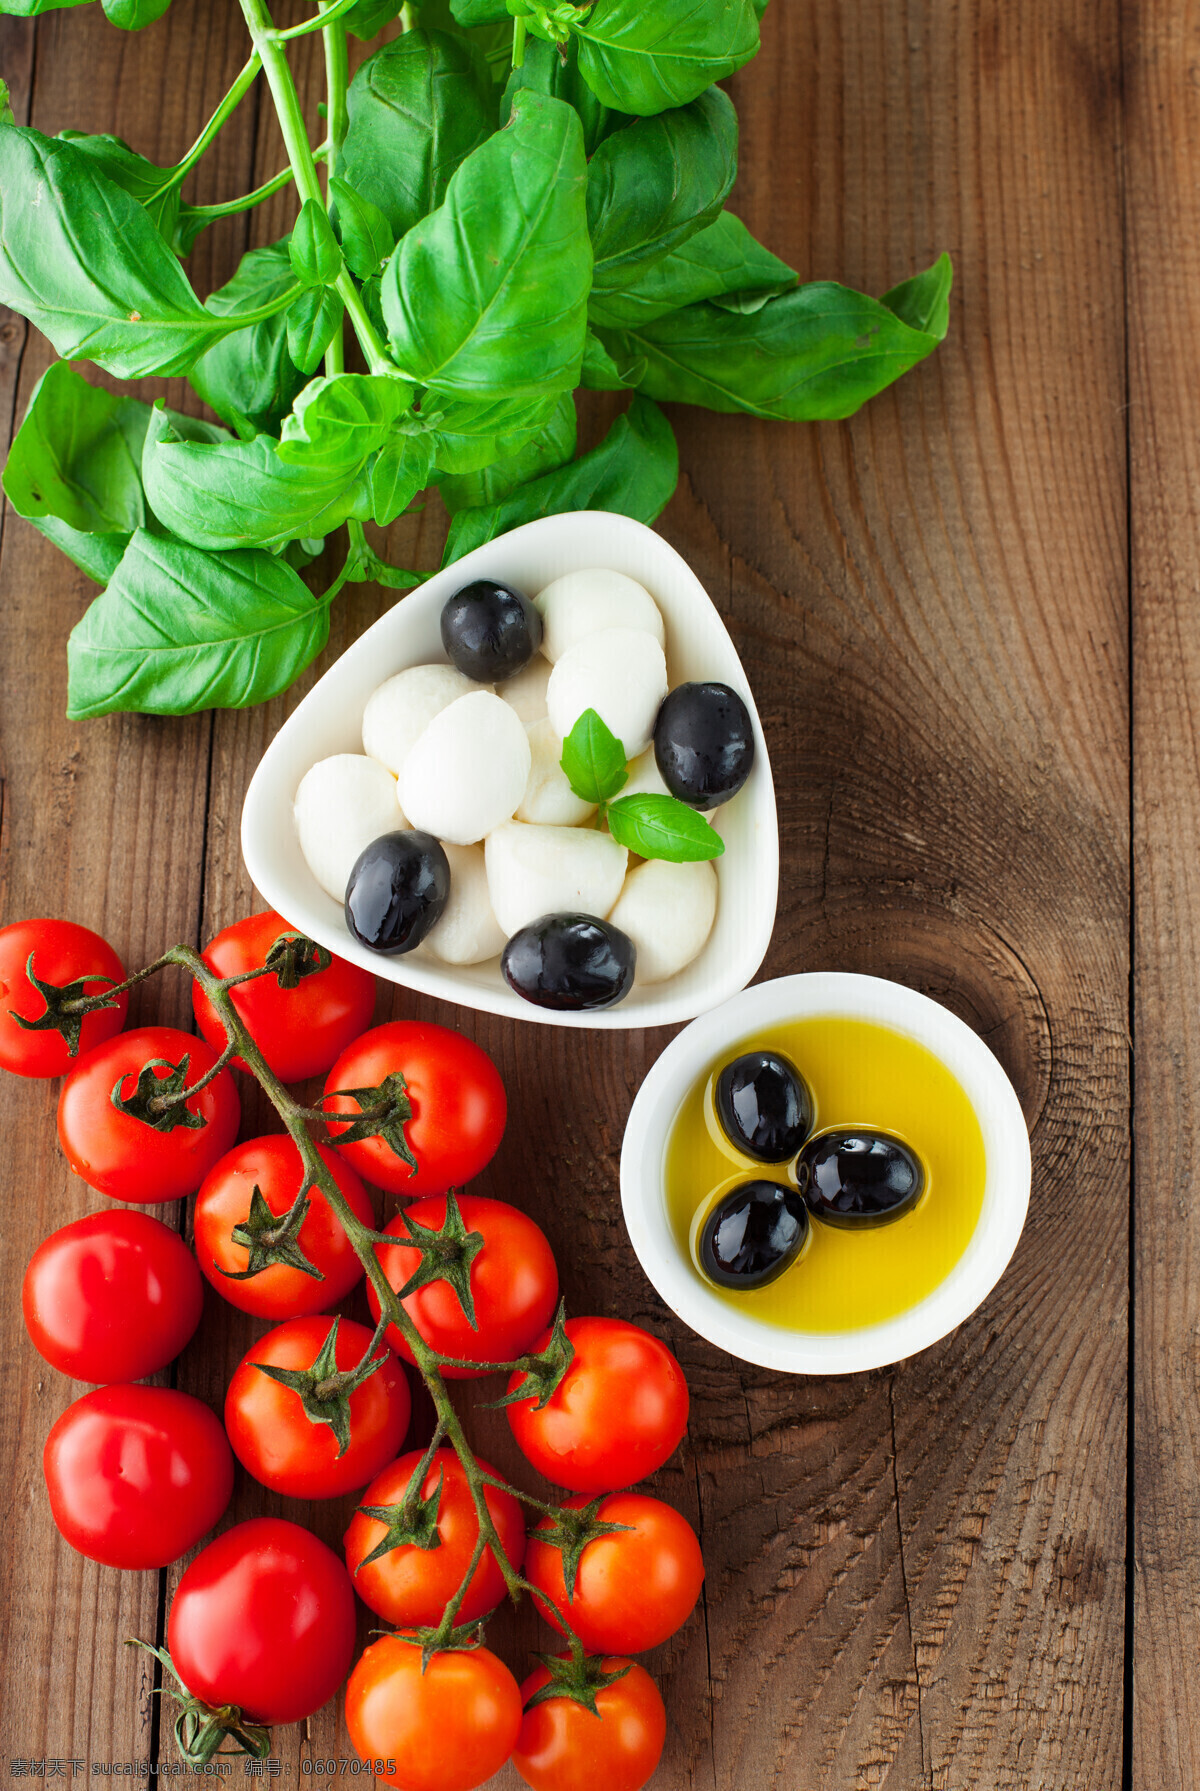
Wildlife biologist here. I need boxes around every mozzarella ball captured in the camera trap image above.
[400,691,531,846]
[535,569,665,664]
[518,719,597,826]
[498,654,552,725]
[608,858,718,984]
[362,664,480,777]
[485,822,628,937]
[424,842,506,966]
[295,754,405,902]
[547,628,668,759]
[620,744,672,802]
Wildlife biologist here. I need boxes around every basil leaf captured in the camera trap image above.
[0,0,87,16]
[189,239,306,440]
[286,286,345,376]
[589,210,796,328]
[67,530,331,719]
[596,255,953,420]
[342,30,496,240]
[101,0,173,27]
[346,540,427,589]
[449,0,507,21]
[442,394,677,563]
[501,33,622,156]
[370,435,434,526]
[290,199,343,289]
[4,360,149,537]
[55,131,180,242]
[0,127,226,378]
[2,360,226,581]
[587,87,737,294]
[574,0,760,116]
[882,253,954,338]
[606,793,724,862]
[341,0,403,35]
[277,372,414,470]
[142,409,369,552]
[426,391,561,474]
[560,709,628,805]
[0,81,12,125]
[382,87,590,402]
[438,391,575,512]
[329,177,395,281]
[580,329,644,390]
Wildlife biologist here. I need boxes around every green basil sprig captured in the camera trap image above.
[558,709,724,863]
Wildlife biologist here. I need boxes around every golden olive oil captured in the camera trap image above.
[664,1015,987,1331]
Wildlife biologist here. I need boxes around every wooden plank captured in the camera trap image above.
[1125,1,1200,1784]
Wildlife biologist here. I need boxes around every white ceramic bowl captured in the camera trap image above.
[620,972,1032,1372]
[241,512,779,1029]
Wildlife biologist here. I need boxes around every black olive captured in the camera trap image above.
[653,681,755,811]
[699,1181,809,1289]
[501,913,635,1011]
[796,1131,925,1228]
[344,830,450,955]
[715,1050,812,1162]
[440,579,543,682]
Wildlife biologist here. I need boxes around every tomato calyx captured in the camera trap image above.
[395,1618,487,1674]
[531,1498,634,1601]
[489,1301,575,1410]
[110,1054,208,1133]
[394,1189,485,1327]
[249,1316,389,1458]
[222,1183,323,1282]
[523,1651,632,1718]
[260,931,332,990]
[10,952,122,1056]
[129,1641,271,1764]
[322,1070,418,1175]
[355,1465,446,1568]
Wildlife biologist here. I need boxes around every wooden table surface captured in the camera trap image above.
[1,0,1190,1784]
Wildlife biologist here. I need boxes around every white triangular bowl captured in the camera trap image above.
[241,511,779,1029]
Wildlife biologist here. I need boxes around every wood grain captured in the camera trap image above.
[0,0,1136,1785]
[1125,1,1200,1785]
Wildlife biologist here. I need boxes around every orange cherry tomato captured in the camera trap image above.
[345,1447,526,1626]
[512,1657,666,1791]
[526,1492,703,1653]
[345,1634,522,1791]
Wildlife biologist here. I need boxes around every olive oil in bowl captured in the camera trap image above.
[665,1015,987,1332]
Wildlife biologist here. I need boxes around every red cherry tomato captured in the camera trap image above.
[345,1447,526,1627]
[194,1134,375,1319]
[225,1315,411,1499]
[57,1026,240,1204]
[322,1021,506,1196]
[345,1634,522,1791]
[192,910,376,1084]
[512,1657,666,1791]
[507,1317,689,1495]
[23,1210,203,1382]
[0,918,127,1078]
[526,1492,703,1653]
[43,1384,233,1569]
[367,1195,558,1380]
[168,1517,356,1725]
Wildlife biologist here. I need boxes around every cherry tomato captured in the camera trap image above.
[192,910,376,1084]
[512,1657,666,1791]
[345,1633,522,1791]
[526,1492,703,1652]
[225,1315,411,1499]
[367,1195,558,1380]
[57,1026,240,1204]
[345,1447,526,1626]
[194,1134,375,1319]
[43,1384,233,1569]
[507,1317,689,1494]
[0,918,127,1078]
[23,1210,203,1382]
[168,1517,356,1725]
[322,1021,506,1196]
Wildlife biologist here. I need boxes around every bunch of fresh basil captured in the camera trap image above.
[0,0,952,721]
